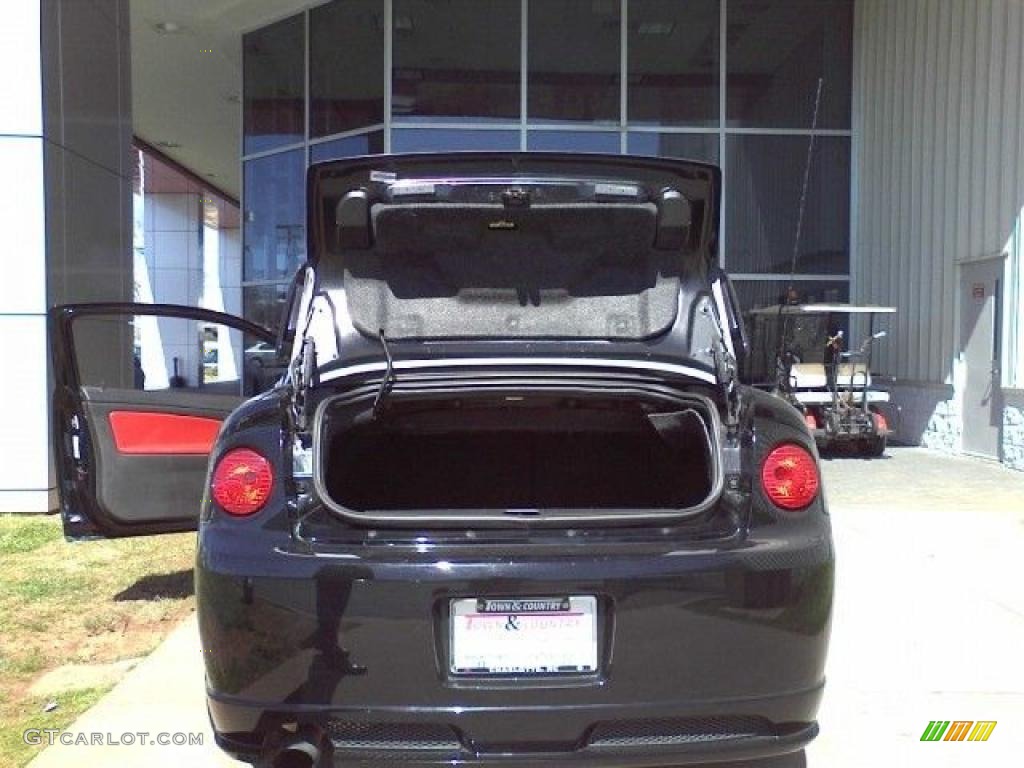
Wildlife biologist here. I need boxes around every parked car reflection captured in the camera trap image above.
[244,341,288,391]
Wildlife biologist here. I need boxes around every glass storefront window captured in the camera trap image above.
[733,279,849,313]
[726,135,850,275]
[628,0,719,127]
[527,130,619,153]
[239,1,856,328]
[726,0,853,129]
[392,128,520,153]
[310,131,386,163]
[393,0,520,123]
[243,14,305,154]
[243,150,306,283]
[310,0,385,138]
[242,284,291,337]
[626,132,719,164]
[528,0,620,124]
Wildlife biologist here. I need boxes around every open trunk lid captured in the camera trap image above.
[298,155,735,528]
[307,152,721,349]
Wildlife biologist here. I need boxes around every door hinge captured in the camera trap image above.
[289,336,317,432]
[712,340,740,430]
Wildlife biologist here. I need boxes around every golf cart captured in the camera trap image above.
[747,303,896,456]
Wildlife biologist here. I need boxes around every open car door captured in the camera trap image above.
[50,303,279,539]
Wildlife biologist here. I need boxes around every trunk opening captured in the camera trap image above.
[314,389,721,527]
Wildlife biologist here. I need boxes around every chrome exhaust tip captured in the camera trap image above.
[266,735,323,768]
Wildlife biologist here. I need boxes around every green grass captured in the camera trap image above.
[0,519,61,556]
[6,573,83,603]
[0,514,196,768]
[0,650,46,678]
[0,687,110,768]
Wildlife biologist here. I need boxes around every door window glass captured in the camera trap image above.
[70,315,282,396]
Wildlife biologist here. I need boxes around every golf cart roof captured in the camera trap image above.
[747,303,897,316]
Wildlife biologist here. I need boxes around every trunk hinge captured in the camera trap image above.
[712,340,740,432]
[289,336,318,432]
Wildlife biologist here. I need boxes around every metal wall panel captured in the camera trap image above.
[854,0,1024,383]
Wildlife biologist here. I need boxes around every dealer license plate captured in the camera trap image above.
[450,596,598,675]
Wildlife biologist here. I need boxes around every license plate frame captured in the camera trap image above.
[449,595,598,676]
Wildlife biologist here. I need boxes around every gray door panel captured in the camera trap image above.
[50,303,278,539]
[83,393,241,528]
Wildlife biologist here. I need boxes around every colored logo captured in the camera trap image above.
[920,721,997,742]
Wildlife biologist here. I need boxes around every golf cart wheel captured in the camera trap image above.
[864,434,887,457]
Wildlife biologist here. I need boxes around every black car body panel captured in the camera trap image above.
[195,379,831,766]
[50,154,832,767]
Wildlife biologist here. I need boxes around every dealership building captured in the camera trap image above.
[3,0,1024,513]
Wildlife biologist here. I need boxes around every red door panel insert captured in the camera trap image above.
[108,411,222,455]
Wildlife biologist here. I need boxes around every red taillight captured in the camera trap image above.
[761,444,820,511]
[211,448,274,516]
[873,411,889,432]
[804,413,818,430]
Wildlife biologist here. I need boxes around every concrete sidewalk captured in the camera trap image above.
[26,614,243,768]
[807,448,1024,767]
[26,447,1024,767]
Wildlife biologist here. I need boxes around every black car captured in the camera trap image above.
[51,154,832,768]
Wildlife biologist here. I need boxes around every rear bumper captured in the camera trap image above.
[197,518,832,764]
[316,734,819,768]
[210,691,821,766]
